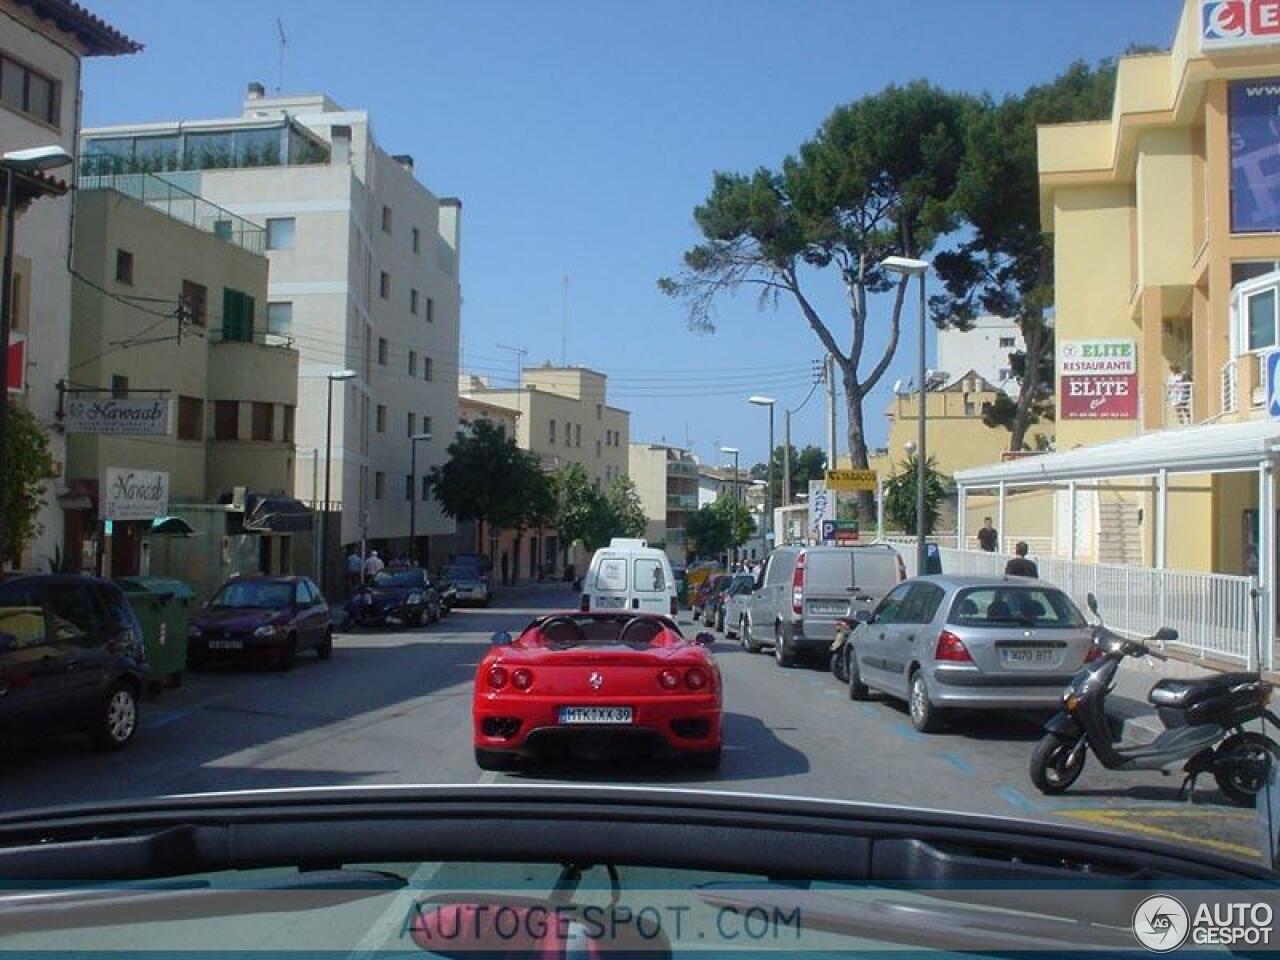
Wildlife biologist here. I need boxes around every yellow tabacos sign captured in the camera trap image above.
[825,469,877,492]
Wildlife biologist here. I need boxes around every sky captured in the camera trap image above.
[82,0,1180,471]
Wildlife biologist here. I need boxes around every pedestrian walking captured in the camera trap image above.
[1004,541,1039,578]
[345,547,363,597]
[364,549,384,582]
[977,517,999,553]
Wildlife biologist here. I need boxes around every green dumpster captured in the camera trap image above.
[115,576,195,691]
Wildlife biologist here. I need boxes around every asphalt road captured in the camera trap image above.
[0,585,1265,862]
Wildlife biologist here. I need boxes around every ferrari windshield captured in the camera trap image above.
[525,615,680,649]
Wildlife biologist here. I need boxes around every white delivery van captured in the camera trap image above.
[581,538,678,616]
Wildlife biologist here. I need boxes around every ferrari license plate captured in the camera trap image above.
[1000,647,1056,667]
[558,706,633,725]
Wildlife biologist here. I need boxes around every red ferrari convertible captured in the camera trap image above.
[473,612,722,771]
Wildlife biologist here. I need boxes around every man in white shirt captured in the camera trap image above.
[364,550,385,581]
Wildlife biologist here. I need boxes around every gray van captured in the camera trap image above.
[742,544,904,667]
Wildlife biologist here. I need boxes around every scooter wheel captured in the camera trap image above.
[1212,732,1279,807]
[1030,734,1086,795]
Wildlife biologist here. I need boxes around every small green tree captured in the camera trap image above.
[555,464,609,555]
[685,497,756,559]
[605,476,647,539]
[3,405,55,567]
[883,455,949,537]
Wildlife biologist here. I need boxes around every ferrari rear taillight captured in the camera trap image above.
[791,551,806,615]
[685,667,709,691]
[658,668,681,691]
[511,668,533,690]
[486,666,509,689]
[934,630,972,663]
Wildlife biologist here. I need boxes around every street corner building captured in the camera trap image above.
[0,0,139,571]
[952,0,1280,673]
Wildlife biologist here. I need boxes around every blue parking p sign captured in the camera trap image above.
[1270,352,1280,419]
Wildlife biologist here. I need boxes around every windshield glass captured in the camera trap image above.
[373,570,423,588]
[524,615,678,649]
[949,586,1087,628]
[210,580,293,610]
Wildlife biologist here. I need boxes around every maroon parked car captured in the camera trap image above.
[188,576,332,670]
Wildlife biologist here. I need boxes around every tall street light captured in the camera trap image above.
[408,431,432,565]
[323,369,358,586]
[719,446,741,567]
[880,255,931,575]
[748,396,775,553]
[0,146,72,562]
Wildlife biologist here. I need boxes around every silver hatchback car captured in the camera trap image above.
[843,575,1096,732]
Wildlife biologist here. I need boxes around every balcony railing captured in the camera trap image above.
[666,460,698,478]
[78,172,266,255]
[1163,381,1194,428]
[1221,360,1238,414]
[666,528,686,543]
[666,493,698,510]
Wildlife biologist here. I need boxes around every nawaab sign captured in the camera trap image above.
[65,397,170,436]
[1059,339,1138,420]
[103,468,169,522]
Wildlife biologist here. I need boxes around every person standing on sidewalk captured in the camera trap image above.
[345,547,363,597]
[977,517,999,553]
[363,549,384,583]
[1004,542,1039,578]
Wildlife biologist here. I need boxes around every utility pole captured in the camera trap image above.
[824,355,837,465]
[561,273,569,366]
[783,408,792,506]
[496,342,528,388]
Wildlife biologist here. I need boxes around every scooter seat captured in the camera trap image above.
[1148,672,1261,708]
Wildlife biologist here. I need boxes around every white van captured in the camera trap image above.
[581,538,678,616]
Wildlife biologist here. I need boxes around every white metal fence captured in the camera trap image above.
[929,547,1267,670]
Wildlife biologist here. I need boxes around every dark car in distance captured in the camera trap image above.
[343,566,440,629]
[0,574,146,751]
[189,576,332,670]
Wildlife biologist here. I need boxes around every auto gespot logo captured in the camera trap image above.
[1132,895,1275,951]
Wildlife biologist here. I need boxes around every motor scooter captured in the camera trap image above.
[1030,594,1280,806]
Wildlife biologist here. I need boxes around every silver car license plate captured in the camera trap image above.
[558,706,633,725]
[1000,647,1057,667]
[808,601,847,615]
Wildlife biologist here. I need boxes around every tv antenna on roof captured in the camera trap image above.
[275,18,288,94]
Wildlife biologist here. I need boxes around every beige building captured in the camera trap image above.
[460,365,630,488]
[629,443,698,562]
[82,86,462,570]
[67,178,301,597]
[0,0,137,569]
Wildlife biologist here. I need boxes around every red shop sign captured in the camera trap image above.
[1061,373,1138,419]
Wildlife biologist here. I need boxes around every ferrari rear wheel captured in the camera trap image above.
[475,748,520,772]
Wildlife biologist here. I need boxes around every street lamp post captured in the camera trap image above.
[748,396,775,552]
[719,445,740,566]
[323,369,358,590]
[408,431,432,565]
[880,256,931,575]
[0,146,72,563]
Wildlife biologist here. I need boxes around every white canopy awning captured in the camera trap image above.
[954,419,1280,488]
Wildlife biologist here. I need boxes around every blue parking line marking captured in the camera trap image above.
[889,722,928,743]
[144,705,203,730]
[941,752,974,774]
[995,786,1037,812]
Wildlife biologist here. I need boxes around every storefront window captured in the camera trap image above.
[1229,78,1280,233]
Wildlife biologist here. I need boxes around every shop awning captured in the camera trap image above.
[243,494,312,533]
[954,419,1280,488]
[148,515,196,536]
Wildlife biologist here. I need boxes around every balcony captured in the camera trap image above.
[666,528,686,544]
[667,460,697,479]
[667,493,698,510]
[1163,380,1194,429]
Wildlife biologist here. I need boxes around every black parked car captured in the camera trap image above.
[343,567,440,629]
[189,576,332,670]
[0,574,146,751]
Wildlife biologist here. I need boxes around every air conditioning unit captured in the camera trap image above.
[229,486,248,511]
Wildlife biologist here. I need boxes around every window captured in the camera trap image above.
[411,288,420,315]
[115,249,133,285]
[634,558,666,592]
[283,405,295,442]
[405,474,413,500]
[378,337,388,365]
[422,475,430,501]
[251,402,273,441]
[265,218,295,250]
[549,419,557,444]
[423,356,433,380]
[873,582,913,624]
[382,205,392,234]
[998,336,1016,348]
[1232,261,1280,288]
[596,558,628,591]
[0,581,44,649]
[423,415,433,436]
[110,375,128,398]
[181,280,207,327]
[213,220,233,242]
[949,587,1086,628]
[214,400,239,440]
[411,227,420,253]
[266,301,293,336]
[45,584,101,645]
[596,439,602,456]
[376,404,386,433]
[0,56,59,126]
[596,404,602,420]
[380,271,391,299]
[425,297,435,323]
[998,367,1012,381]
[177,396,204,440]
[222,288,255,343]
[575,424,582,447]
[964,397,976,416]
[407,412,416,436]
[899,584,946,624]
[295,582,309,606]
[408,350,417,377]
[374,471,385,500]
[565,422,572,446]
[1248,287,1277,352]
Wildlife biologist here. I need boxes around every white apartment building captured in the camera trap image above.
[936,315,1023,395]
[81,85,462,560]
[0,0,137,569]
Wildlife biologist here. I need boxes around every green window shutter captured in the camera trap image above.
[221,289,254,342]
[243,294,255,342]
